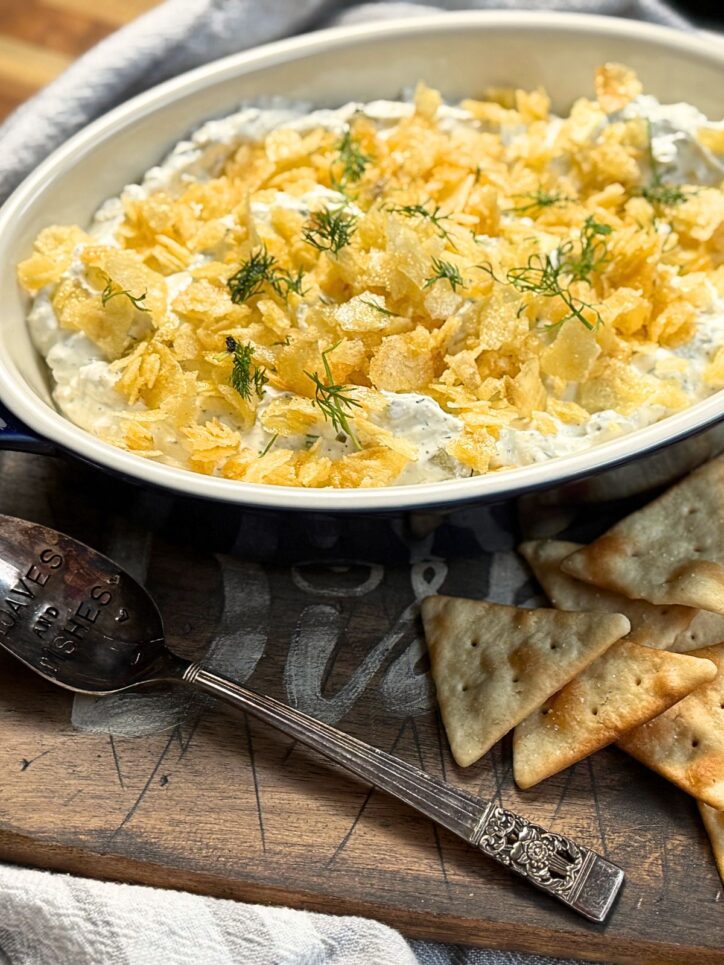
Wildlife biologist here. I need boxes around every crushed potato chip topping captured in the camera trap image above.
[18,65,724,488]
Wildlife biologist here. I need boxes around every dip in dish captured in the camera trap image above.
[18,64,724,489]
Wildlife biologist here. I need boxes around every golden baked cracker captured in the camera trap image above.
[519,539,695,648]
[513,640,716,788]
[618,644,724,809]
[671,610,724,653]
[421,596,630,768]
[699,802,724,885]
[561,457,724,615]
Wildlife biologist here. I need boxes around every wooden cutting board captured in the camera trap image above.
[0,449,722,964]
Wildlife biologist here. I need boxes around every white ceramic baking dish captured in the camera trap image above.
[0,11,722,511]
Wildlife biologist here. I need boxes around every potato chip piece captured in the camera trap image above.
[260,396,319,436]
[561,457,724,615]
[699,802,724,885]
[421,595,630,766]
[52,281,145,360]
[124,422,156,452]
[475,287,528,352]
[697,127,724,154]
[594,63,643,114]
[274,336,323,398]
[506,358,546,418]
[514,640,715,788]
[328,446,407,488]
[600,287,651,337]
[368,328,436,392]
[414,81,442,121]
[17,225,89,292]
[546,398,589,425]
[619,643,724,809]
[182,418,240,452]
[540,319,601,382]
[704,346,724,389]
[648,300,697,347]
[519,539,696,648]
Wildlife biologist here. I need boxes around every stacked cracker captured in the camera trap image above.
[422,454,724,883]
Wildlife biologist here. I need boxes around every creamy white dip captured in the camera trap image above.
[28,92,724,484]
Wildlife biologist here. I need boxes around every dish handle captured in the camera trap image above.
[0,402,55,454]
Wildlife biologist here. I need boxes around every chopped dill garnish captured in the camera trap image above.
[638,120,693,209]
[387,200,456,247]
[99,272,150,313]
[424,257,466,292]
[478,216,612,330]
[331,128,371,192]
[564,215,612,282]
[507,189,572,216]
[305,344,361,448]
[225,336,268,401]
[259,433,278,457]
[359,298,396,317]
[303,207,357,255]
[227,246,306,304]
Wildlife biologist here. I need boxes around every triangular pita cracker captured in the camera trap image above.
[514,640,716,788]
[671,609,724,653]
[421,595,630,767]
[619,643,724,809]
[561,456,724,615]
[699,802,724,885]
[519,539,696,648]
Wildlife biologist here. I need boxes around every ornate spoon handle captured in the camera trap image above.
[185,664,623,922]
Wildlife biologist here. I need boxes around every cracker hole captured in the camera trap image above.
[512,676,520,684]
[541,708,551,716]
[550,643,558,651]
[461,685,468,693]
[687,507,699,516]
[692,738,699,748]
[591,707,599,716]
[470,640,478,648]
[635,678,642,686]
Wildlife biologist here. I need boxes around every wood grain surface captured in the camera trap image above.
[0,0,157,120]
[0,448,722,964]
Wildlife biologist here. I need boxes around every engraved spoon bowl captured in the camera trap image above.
[0,514,624,922]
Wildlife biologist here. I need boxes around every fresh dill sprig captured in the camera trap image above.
[305,344,361,448]
[478,217,612,331]
[259,433,278,457]
[387,200,456,247]
[359,298,396,317]
[424,257,466,292]
[638,120,693,209]
[225,336,268,401]
[99,272,150,313]
[303,207,357,255]
[564,215,612,282]
[331,128,371,192]
[507,189,572,216]
[227,246,306,304]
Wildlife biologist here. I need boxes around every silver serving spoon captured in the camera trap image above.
[0,514,623,921]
